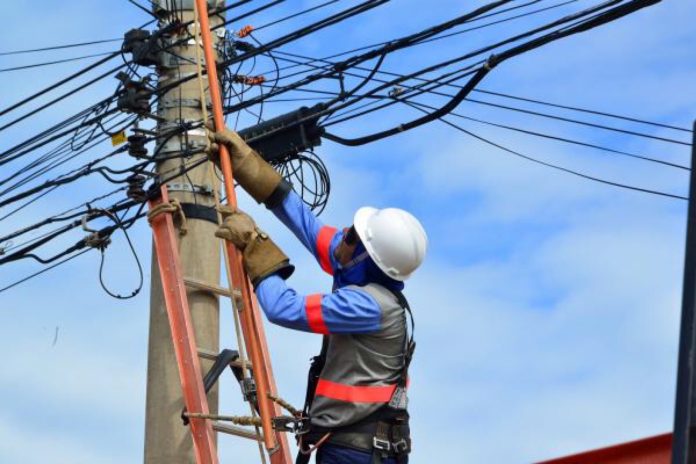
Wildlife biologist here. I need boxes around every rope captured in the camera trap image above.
[191,3,266,462]
[267,393,300,416]
[146,198,188,235]
[185,412,263,426]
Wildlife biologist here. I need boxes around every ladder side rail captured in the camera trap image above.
[193,1,293,461]
[149,186,219,464]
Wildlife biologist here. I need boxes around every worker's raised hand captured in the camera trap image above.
[215,205,295,286]
[205,122,284,206]
[206,123,253,163]
[215,206,258,250]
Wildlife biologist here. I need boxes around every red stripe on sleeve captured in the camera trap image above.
[315,226,338,275]
[305,294,329,334]
[315,379,397,403]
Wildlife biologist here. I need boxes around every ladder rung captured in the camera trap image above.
[213,422,263,441]
[184,277,242,298]
[197,348,252,369]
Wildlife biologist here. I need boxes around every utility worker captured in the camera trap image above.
[209,128,427,464]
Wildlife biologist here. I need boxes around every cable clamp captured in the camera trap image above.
[236,25,254,38]
[232,74,266,86]
[483,54,498,71]
[81,212,112,250]
[388,86,405,98]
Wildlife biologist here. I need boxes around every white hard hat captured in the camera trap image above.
[353,206,428,281]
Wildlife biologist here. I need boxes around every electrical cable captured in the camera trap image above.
[0,113,136,197]
[397,97,687,200]
[97,206,145,299]
[471,88,692,133]
[126,0,158,18]
[463,97,691,146]
[321,0,662,146]
[0,187,126,245]
[443,116,687,201]
[256,0,574,82]
[0,16,156,119]
[405,99,689,170]
[221,0,604,123]
[0,38,121,56]
[0,249,90,294]
[279,50,688,167]
[155,0,390,99]
[252,0,341,32]
[0,51,117,73]
[0,52,122,118]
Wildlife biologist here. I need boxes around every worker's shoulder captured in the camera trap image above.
[342,283,403,310]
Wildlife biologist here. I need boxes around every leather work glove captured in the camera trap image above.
[207,127,254,164]
[215,206,294,286]
[207,125,285,206]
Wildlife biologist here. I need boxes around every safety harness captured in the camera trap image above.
[295,289,415,464]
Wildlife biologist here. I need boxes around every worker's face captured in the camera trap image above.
[334,226,360,267]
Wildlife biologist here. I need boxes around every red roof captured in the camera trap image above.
[537,433,671,464]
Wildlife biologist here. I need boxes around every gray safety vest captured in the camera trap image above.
[309,283,408,429]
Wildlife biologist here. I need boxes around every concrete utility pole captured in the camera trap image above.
[144,1,225,462]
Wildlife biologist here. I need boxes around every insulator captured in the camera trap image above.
[128,134,149,158]
[123,29,159,67]
[116,73,152,115]
[127,174,148,203]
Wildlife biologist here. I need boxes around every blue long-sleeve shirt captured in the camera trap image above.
[255,191,382,334]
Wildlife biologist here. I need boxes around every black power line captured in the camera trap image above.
[0,51,117,73]
[397,98,686,200]
[0,38,121,56]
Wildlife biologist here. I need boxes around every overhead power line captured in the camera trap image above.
[0,51,117,73]
[396,98,686,201]
[0,38,121,56]
[471,88,692,133]
[255,49,691,152]
[464,97,691,146]
[0,249,90,294]
[403,100,689,171]
[441,115,688,201]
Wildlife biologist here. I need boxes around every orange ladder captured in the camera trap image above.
[146,0,294,461]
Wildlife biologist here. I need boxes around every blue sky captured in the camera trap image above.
[0,0,694,462]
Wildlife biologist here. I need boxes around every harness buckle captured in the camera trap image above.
[393,438,409,454]
[373,437,391,452]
